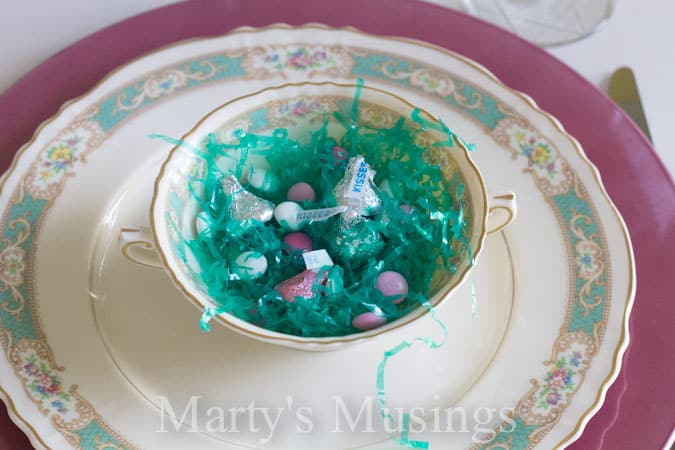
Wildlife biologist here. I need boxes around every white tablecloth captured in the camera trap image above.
[1,0,672,175]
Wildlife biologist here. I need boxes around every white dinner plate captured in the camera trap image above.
[0,24,634,450]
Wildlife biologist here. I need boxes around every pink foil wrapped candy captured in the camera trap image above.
[275,269,328,302]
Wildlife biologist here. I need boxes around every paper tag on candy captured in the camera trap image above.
[334,155,381,216]
[302,249,334,272]
[344,156,372,200]
[296,205,348,222]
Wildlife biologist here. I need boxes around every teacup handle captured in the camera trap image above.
[487,192,517,235]
[118,226,163,269]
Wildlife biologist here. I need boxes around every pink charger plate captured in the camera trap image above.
[1,1,673,449]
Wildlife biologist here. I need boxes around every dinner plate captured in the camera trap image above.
[0,24,633,449]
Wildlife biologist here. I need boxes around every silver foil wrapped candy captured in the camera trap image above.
[333,156,382,216]
[221,174,274,226]
[331,200,384,261]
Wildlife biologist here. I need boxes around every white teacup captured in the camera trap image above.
[119,82,516,351]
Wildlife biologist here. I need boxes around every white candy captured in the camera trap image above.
[248,169,279,193]
[274,201,305,231]
[233,251,268,280]
[195,211,211,237]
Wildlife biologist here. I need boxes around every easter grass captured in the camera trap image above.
[164,81,471,339]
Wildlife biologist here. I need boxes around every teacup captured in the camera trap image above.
[118,82,516,351]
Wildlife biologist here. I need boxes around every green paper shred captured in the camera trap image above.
[153,81,471,338]
[377,303,447,448]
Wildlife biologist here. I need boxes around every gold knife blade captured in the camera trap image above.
[608,67,652,142]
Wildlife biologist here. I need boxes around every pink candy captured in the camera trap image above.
[283,232,313,253]
[352,312,387,331]
[287,182,315,202]
[376,271,408,304]
[275,270,316,302]
[275,269,328,302]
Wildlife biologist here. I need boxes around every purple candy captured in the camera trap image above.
[352,312,387,331]
[283,232,313,253]
[287,182,315,202]
[376,271,409,304]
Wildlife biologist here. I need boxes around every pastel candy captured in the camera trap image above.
[287,182,316,202]
[352,312,387,331]
[283,232,313,253]
[274,201,305,231]
[275,269,320,302]
[233,251,268,280]
[376,271,408,304]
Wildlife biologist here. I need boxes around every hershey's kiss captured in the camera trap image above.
[275,269,326,302]
[221,174,274,226]
[333,156,382,216]
[332,208,384,260]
